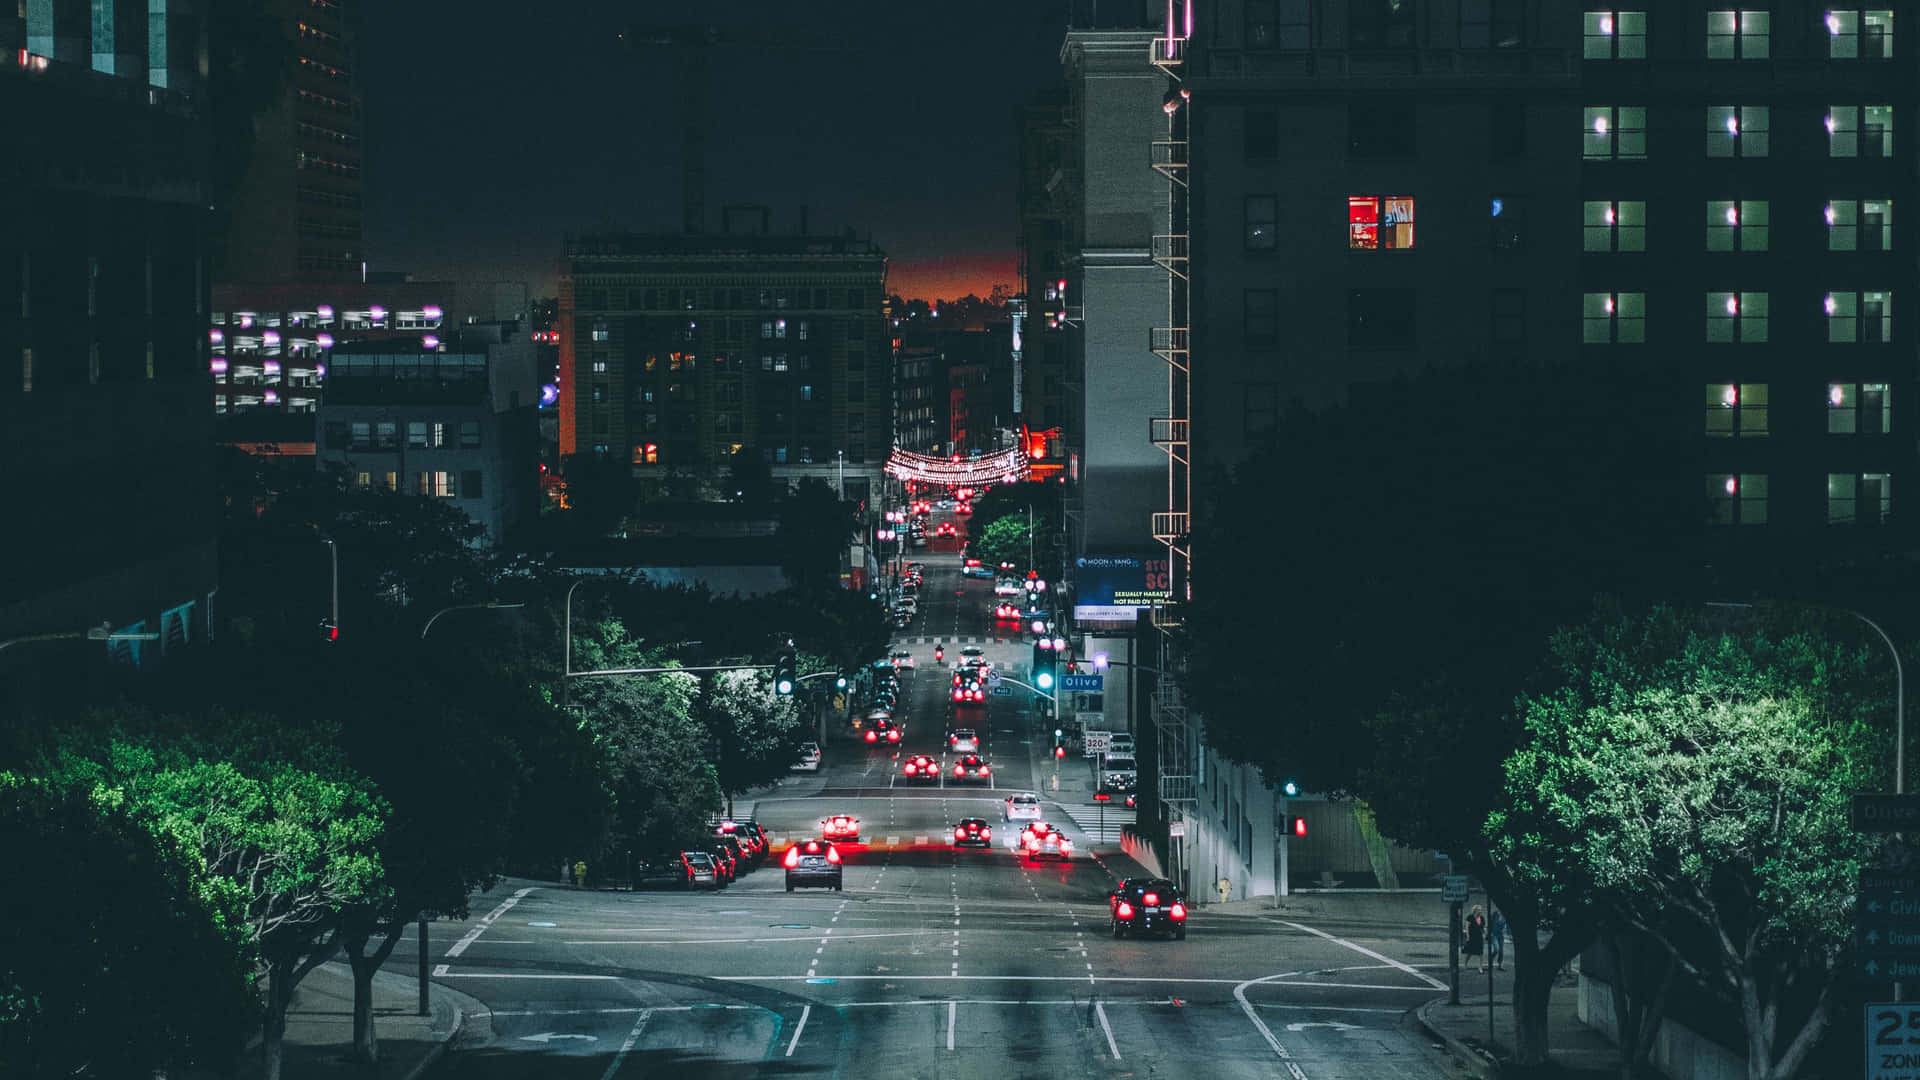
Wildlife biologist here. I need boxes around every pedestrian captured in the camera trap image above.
[1463,904,1486,969]
[1488,907,1506,970]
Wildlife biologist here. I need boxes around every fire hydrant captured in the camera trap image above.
[573,860,588,887]
[1217,877,1233,904]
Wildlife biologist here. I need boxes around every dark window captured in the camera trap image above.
[1247,0,1311,48]
[586,289,607,309]
[461,470,483,498]
[1244,289,1279,347]
[846,290,864,310]
[1490,102,1527,160]
[628,288,645,308]
[592,383,607,403]
[1349,288,1417,348]
[460,420,481,448]
[1351,0,1417,49]
[1244,382,1279,436]
[1461,0,1525,47]
[1492,289,1526,349]
[1245,109,1279,160]
[1246,196,1278,250]
[1490,196,1526,251]
[324,421,348,447]
[1349,101,1415,158]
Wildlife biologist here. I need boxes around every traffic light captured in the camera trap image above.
[1283,815,1308,838]
[1281,778,1300,798]
[319,620,340,643]
[834,673,850,690]
[1032,641,1056,691]
[774,651,797,696]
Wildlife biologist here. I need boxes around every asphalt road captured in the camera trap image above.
[411,538,1464,1079]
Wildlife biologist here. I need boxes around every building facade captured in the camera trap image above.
[0,1,219,658]
[210,281,454,416]
[559,228,891,505]
[1015,90,1074,478]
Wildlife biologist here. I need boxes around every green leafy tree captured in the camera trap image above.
[0,775,255,1079]
[703,669,808,817]
[969,515,1036,577]
[1494,606,1889,1080]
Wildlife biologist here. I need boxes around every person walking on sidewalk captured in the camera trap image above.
[1487,907,1506,970]
[1462,904,1486,970]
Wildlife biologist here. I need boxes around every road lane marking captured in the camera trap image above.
[1234,973,1310,1078]
[433,964,449,976]
[598,1009,653,1080]
[559,931,926,946]
[708,974,1441,987]
[446,886,533,958]
[1277,921,1449,990]
[785,1005,811,1057]
[1255,1003,1403,1014]
[947,1001,956,1050]
[1095,1001,1121,1060]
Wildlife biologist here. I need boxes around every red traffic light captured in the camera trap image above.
[320,620,340,643]
[1289,815,1308,838]
[1054,746,1066,758]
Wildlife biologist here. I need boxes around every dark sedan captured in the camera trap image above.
[1108,877,1189,939]
[783,839,844,892]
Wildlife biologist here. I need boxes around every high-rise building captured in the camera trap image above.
[1016,89,1074,477]
[217,0,364,285]
[559,223,890,506]
[0,3,218,660]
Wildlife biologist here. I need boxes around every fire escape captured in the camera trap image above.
[1146,6,1197,884]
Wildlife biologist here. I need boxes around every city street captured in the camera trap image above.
[407,550,1465,1079]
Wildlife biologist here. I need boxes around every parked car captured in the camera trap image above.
[792,742,822,771]
[704,842,736,886]
[682,850,721,890]
[634,852,698,890]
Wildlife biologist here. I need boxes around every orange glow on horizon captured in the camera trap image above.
[888,253,1014,304]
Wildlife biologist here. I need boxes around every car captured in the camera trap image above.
[783,839,844,892]
[952,818,994,848]
[1100,755,1139,791]
[993,578,1022,597]
[901,754,940,783]
[950,680,985,703]
[682,850,722,889]
[1023,824,1073,861]
[1108,732,1135,756]
[715,834,752,872]
[822,815,860,843]
[865,717,903,743]
[959,646,985,663]
[937,522,957,537]
[892,611,914,627]
[949,728,980,753]
[890,650,917,669]
[792,741,821,771]
[715,821,764,860]
[1004,792,1043,822]
[951,754,991,783]
[993,602,1021,620]
[705,842,737,885]
[634,852,700,890]
[735,821,771,857]
[1108,878,1189,939]
[956,502,972,515]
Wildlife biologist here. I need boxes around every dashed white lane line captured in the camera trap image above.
[785,1004,811,1057]
[1277,920,1449,990]
[597,1009,654,1080]
[947,1001,957,1050]
[1095,1000,1121,1060]
[446,886,533,959]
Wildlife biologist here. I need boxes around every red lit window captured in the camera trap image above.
[1348,196,1415,250]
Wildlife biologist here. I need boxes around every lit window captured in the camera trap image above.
[1706,10,1770,58]
[1708,474,1768,525]
[1826,199,1893,251]
[591,320,609,342]
[1829,382,1892,434]
[1827,10,1894,59]
[432,471,455,498]
[1348,196,1416,249]
[591,356,608,373]
[1583,292,1646,343]
[408,421,429,448]
[1829,105,1894,157]
[1705,105,1769,157]
[1706,292,1768,343]
[1829,473,1892,524]
[592,383,607,403]
[1583,10,1648,59]
[1584,200,1647,251]
[1826,290,1892,343]
[1705,383,1768,437]
[1706,201,1768,251]
[775,319,788,340]
[1246,196,1277,250]
[1583,106,1647,160]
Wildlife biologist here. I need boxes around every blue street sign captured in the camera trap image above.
[1060,674,1104,692]
[1857,872,1920,980]
[992,685,1013,696]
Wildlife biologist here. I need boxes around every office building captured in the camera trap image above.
[1015,90,1074,477]
[559,220,890,507]
[210,281,455,416]
[0,2,217,660]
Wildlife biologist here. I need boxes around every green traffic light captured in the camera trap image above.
[1036,671,1054,691]
[1283,779,1300,797]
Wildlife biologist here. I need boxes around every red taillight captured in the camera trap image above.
[956,828,967,839]
[1116,902,1134,919]
[784,848,800,868]
[888,730,900,741]
[952,690,963,701]
[1144,892,1159,907]
[866,731,877,742]
[904,763,916,774]
[981,828,990,838]
[980,766,990,775]
[826,846,841,864]
[1171,903,1187,920]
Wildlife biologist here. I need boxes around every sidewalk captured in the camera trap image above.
[236,960,491,1080]
[1416,962,1619,1079]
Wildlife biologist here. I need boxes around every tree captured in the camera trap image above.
[562,451,638,537]
[1495,606,1889,1080]
[703,669,807,818]
[0,775,254,1079]
[776,479,854,590]
[969,515,1036,576]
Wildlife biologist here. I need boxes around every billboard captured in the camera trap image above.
[1072,553,1170,621]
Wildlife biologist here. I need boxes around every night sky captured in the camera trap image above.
[360,2,1071,303]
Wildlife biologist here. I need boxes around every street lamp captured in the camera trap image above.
[0,621,162,654]
[419,601,526,640]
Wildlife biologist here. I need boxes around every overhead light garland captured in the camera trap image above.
[885,447,1030,487]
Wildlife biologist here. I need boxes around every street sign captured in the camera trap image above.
[1866,1002,1920,1080]
[1857,873,1920,980]
[1168,821,1186,838]
[1855,795,1920,833]
[991,685,1012,696]
[1083,731,1112,756]
[1441,875,1471,903]
[1061,674,1104,692]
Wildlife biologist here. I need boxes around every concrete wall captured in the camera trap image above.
[1579,975,1746,1080]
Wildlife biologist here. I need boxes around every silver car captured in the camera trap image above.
[1004,792,1043,822]
[949,728,981,753]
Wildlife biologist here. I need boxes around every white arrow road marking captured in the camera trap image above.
[1284,1021,1361,1032]
[521,1032,597,1043]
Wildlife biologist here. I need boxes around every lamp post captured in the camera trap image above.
[324,538,339,634]
[561,579,586,709]
[419,601,526,640]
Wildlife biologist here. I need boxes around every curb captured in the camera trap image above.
[376,964,494,1080]
[1416,997,1499,1080]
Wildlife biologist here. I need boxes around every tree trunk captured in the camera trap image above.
[1741,966,1834,1080]
[346,936,380,1066]
[261,959,294,1080]
[1508,907,1595,1069]
[1604,930,1672,1080]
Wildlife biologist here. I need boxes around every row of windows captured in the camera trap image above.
[577,287,868,312]
[1707,382,1889,437]
[1249,195,1895,255]
[1709,473,1891,526]
[326,420,482,450]
[350,470,485,500]
[1582,291,1892,344]
[1241,4,1896,60]
[1584,105,1894,160]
